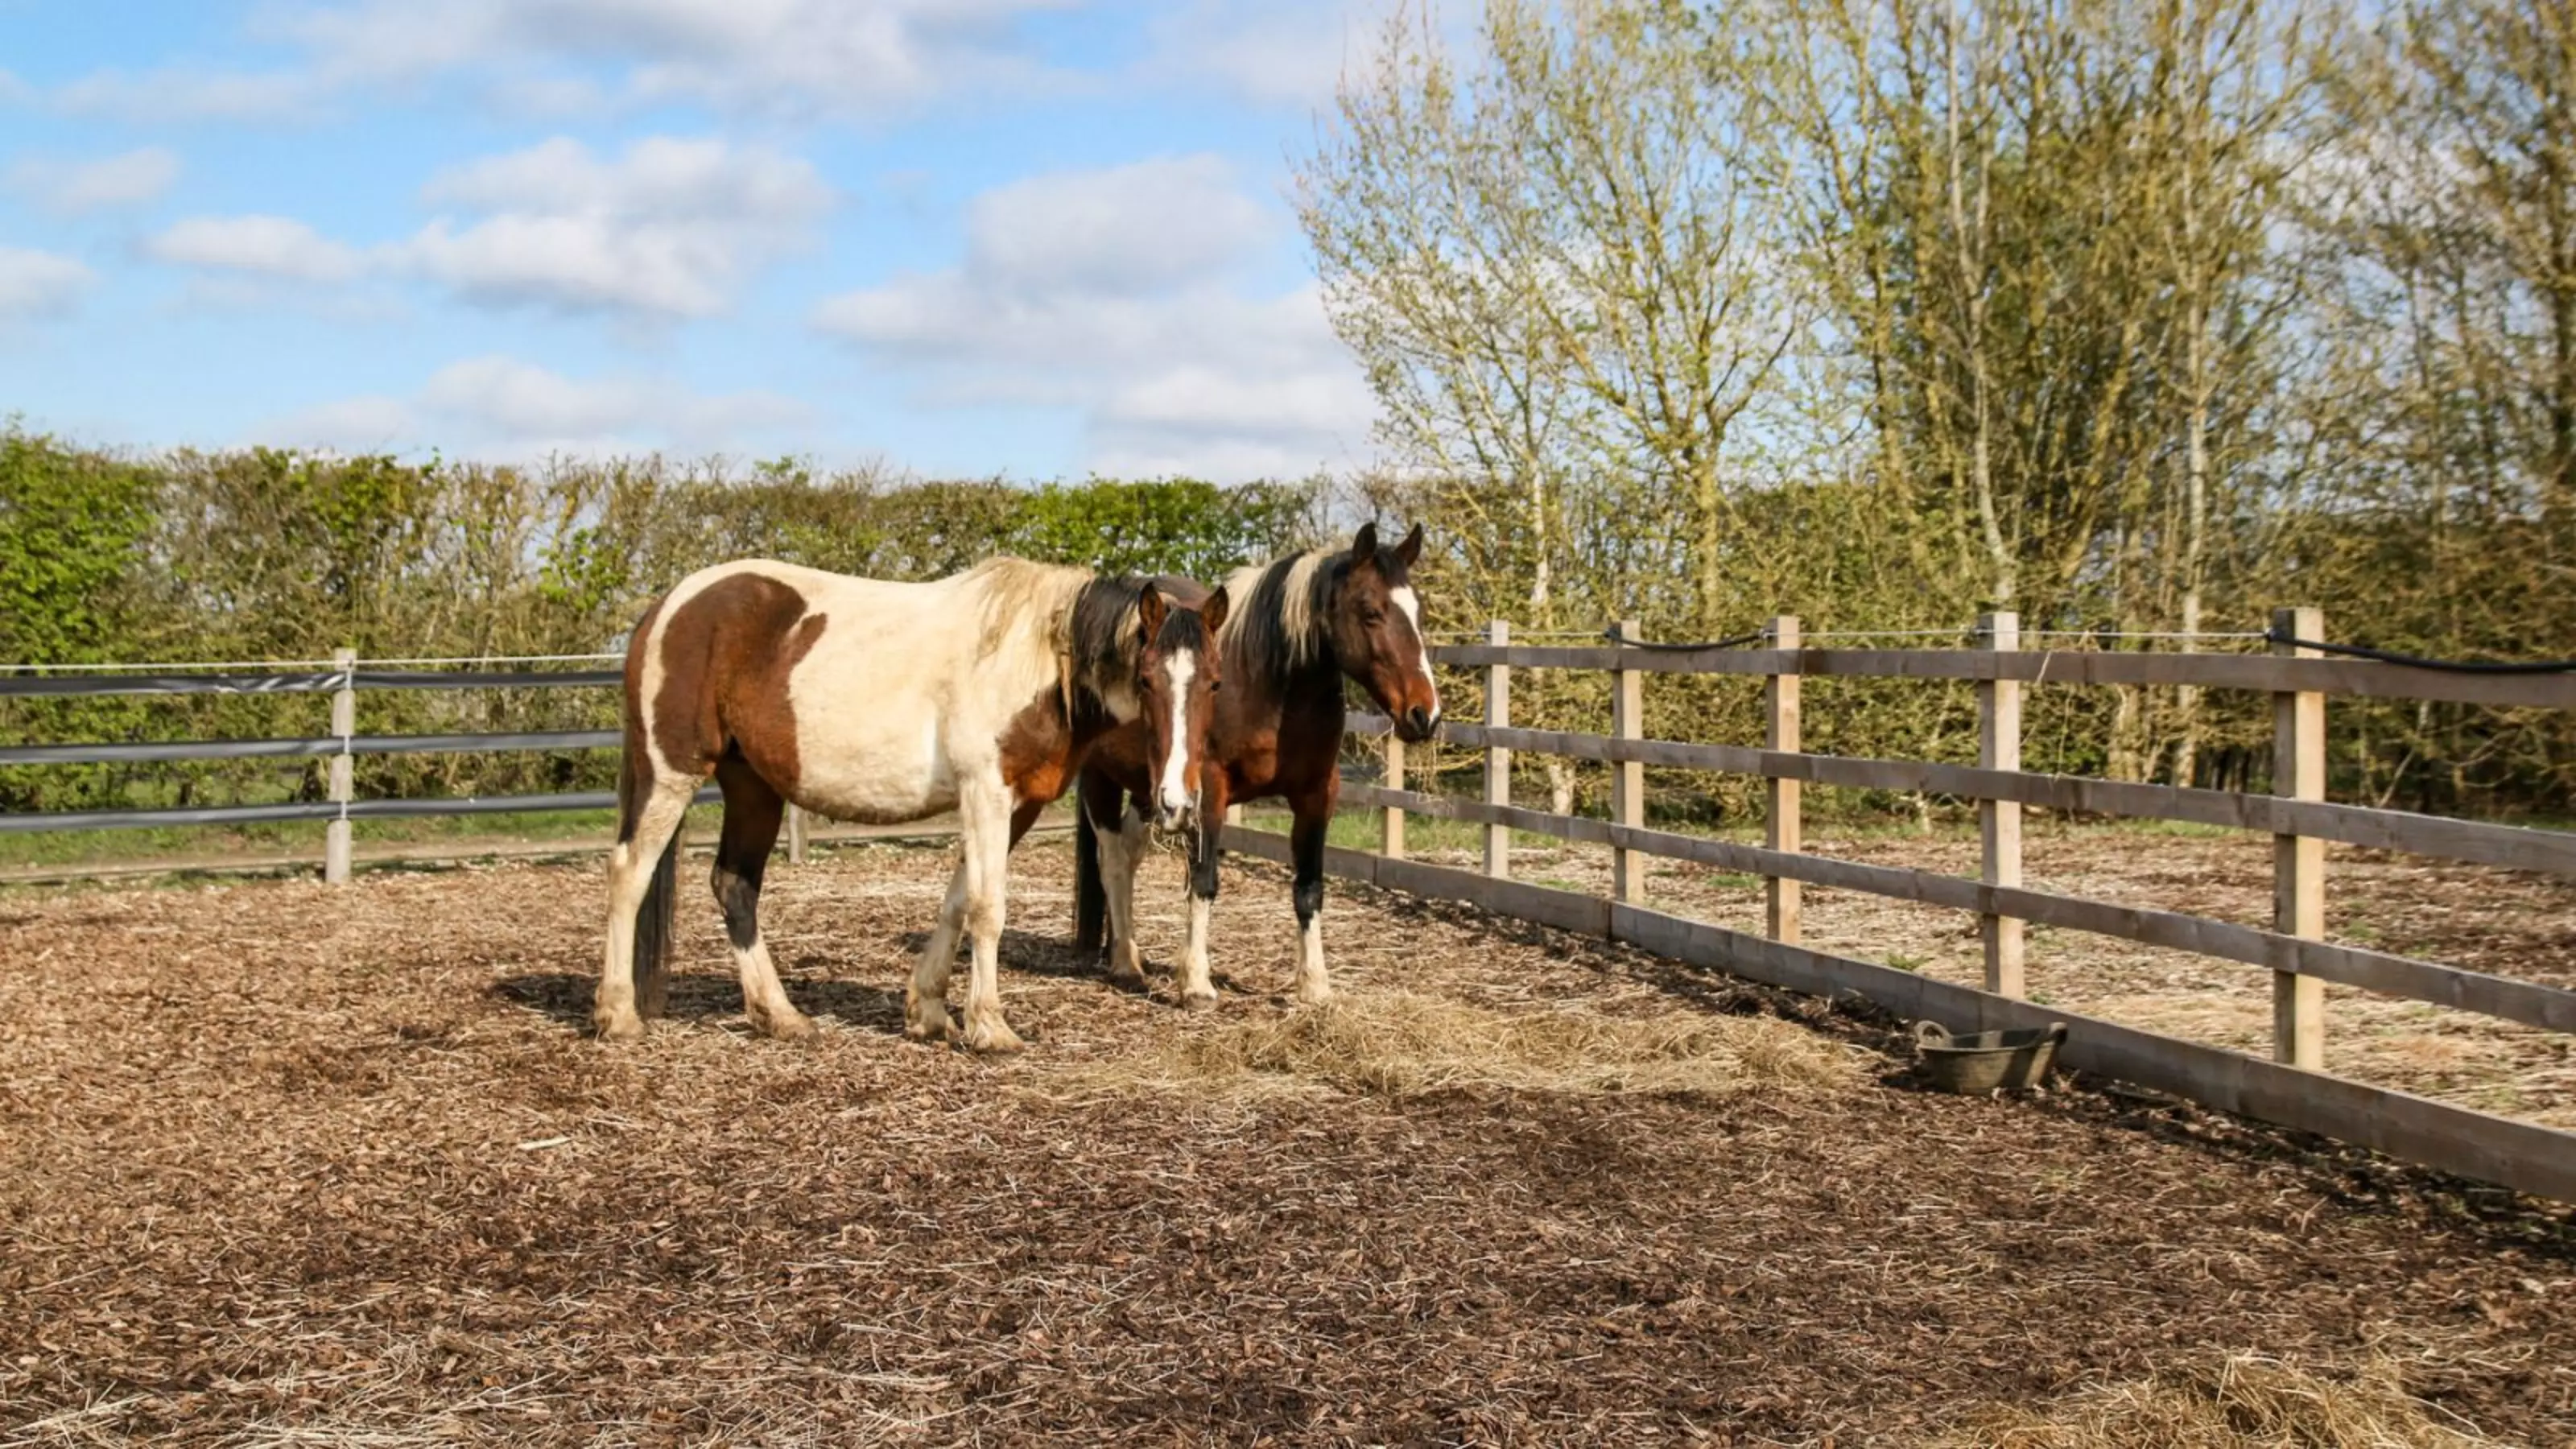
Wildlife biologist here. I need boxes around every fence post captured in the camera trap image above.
[2273,605,2326,1069]
[786,803,808,865]
[325,646,356,886]
[1381,730,1406,861]
[1979,612,2023,997]
[1484,619,1511,879]
[1764,616,1802,941]
[1611,617,1645,904]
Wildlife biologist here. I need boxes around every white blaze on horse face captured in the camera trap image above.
[1156,646,1196,821]
[1389,585,1439,720]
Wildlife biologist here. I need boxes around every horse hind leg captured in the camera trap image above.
[713,756,811,1041]
[598,772,696,1042]
[907,857,967,1044]
[1098,800,1150,992]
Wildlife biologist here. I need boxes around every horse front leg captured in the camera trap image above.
[1288,787,1333,1005]
[957,779,1025,1054]
[1176,773,1228,1010]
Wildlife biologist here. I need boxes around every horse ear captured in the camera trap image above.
[1199,585,1231,637]
[1393,522,1424,568]
[1135,584,1168,642]
[1352,521,1380,564]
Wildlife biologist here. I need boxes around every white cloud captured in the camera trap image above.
[5,149,181,215]
[255,0,1071,118]
[965,155,1272,297]
[52,67,322,122]
[0,246,95,320]
[146,214,365,282]
[1142,0,1373,107]
[816,156,1374,480]
[267,355,811,456]
[398,136,831,318]
[138,138,826,320]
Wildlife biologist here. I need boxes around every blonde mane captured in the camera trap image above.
[962,555,1096,667]
[1219,547,1333,679]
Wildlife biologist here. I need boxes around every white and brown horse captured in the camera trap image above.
[600,556,1222,1052]
[1074,522,1440,1007]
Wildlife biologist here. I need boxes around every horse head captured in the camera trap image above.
[1129,584,1230,832]
[1325,522,1440,743]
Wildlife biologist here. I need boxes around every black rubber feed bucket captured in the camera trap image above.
[1912,1020,2068,1093]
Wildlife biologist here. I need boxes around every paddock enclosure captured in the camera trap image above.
[3,841,2572,1447]
[6,620,2576,1443]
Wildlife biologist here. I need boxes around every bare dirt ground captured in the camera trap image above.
[2,839,2571,1447]
[1439,819,2576,1132]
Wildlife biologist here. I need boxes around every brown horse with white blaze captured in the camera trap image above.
[1074,522,1440,1007]
[600,556,1221,1052]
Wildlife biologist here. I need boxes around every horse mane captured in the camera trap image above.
[960,555,1094,666]
[1219,547,1340,683]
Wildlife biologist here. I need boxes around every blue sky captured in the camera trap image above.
[0,0,1390,481]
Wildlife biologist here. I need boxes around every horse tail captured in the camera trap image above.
[620,711,680,1018]
[1073,797,1107,952]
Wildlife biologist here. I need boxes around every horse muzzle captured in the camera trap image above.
[1397,705,1439,743]
[1156,790,1197,834]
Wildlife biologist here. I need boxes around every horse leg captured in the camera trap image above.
[713,757,810,1041]
[1288,789,1333,1005]
[597,775,696,1041]
[1098,800,1150,992]
[1176,775,1228,1011]
[906,859,967,1043]
[957,780,1024,1054]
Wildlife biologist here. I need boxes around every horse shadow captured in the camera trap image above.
[490,970,910,1036]
[890,926,1259,1001]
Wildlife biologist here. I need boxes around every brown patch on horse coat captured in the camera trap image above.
[646,572,828,795]
[996,684,1114,808]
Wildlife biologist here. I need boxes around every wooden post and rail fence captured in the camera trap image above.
[6,618,2576,1202]
[1224,609,2576,1203]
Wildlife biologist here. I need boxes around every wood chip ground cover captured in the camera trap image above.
[2,840,2570,1447]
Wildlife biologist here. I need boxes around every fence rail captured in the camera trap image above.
[1432,642,2576,710]
[0,665,636,852]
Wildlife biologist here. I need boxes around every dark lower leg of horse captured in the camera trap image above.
[713,758,808,1040]
[1072,774,1124,952]
[1290,807,1331,1005]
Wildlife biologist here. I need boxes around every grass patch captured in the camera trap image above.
[1937,1353,2508,1448]
[1071,990,1856,1100]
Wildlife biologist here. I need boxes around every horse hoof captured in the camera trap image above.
[594,1012,646,1042]
[905,1013,954,1046]
[964,1020,1026,1055]
[1180,989,1220,1013]
[1294,982,1333,1007]
[759,1010,816,1042]
[1106,964,1149,993]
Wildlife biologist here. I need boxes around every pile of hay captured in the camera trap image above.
[1941,1354,2508,1448]
[1073,990,1856,1100]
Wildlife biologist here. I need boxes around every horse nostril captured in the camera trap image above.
[1406,706,1433,737]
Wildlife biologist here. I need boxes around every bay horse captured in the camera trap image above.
[599,556,1223,1053]
[1073,522,1440,1007]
